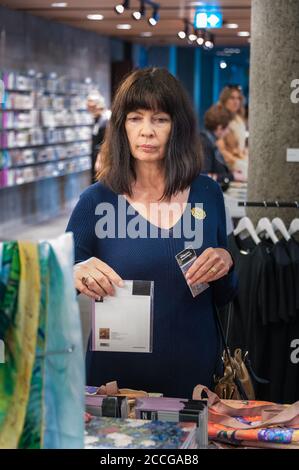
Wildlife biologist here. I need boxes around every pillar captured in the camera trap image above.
[247,0,299,224]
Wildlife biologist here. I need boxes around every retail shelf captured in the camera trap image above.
[0,108,89,112]
[0,108,34,112]
[4,154,91,169]
[37,90,88,96]
[5,89,88,96]
[0,138,91,150]
[4,88,34,93]
[1,124,93,131]
[0,166,91,190]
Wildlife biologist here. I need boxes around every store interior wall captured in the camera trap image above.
[0,5,119,233]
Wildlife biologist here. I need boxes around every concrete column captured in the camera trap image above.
[247,0,299,224]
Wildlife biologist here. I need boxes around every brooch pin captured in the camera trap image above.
[191,207,206,220]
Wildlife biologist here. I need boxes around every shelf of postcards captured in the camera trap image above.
[0,70,95,188]
[0,153,91,188]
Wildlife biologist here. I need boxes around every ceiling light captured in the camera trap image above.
[225,23,239,29]
[148,17,157,26]
[204,32,215,49]
[132,1,145,21]
[51,2,67,6]
[220,61,227,69]
[178,31,186,39]
[87,14,104,20]
[116,24,132,29]
[140,31,152,37]
[188,33,197,42]
[115,1,129,15]
[115,4,124,14]
[196,37,204,46]
[132,11,142,20]
[238,31,250,37]
[205,40,214,49]
[148,6,159,26]
[178,19,189,40]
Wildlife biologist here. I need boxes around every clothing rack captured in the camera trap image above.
[238,201,299,208]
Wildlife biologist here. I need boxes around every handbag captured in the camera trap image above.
[213,303,264,401]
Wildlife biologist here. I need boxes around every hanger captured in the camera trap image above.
[289,218,299,236]
[233,216,261,245]
[272,217,291,241]
[256,217,279,244]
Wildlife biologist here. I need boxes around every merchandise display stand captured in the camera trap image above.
[0,70,94,188]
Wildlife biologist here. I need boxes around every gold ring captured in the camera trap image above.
[209,267,217,274]
[82,276,91,287]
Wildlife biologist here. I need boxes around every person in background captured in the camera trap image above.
[87,91,109,182]
[200,104,234,192]
[217,85,248,175]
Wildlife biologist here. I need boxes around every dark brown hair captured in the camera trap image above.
[204,104,232,131]
[219,85,245,118]
[97,67,202,199]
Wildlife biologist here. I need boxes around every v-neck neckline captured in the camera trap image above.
[121,182,193,233]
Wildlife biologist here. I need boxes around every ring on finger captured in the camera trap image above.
[82,275,91,287]
[209,266,217,274]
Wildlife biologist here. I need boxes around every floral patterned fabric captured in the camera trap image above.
[85,417,197,449]
[209,420,299,448]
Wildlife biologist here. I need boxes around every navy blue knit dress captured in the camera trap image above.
[66,174,237,398]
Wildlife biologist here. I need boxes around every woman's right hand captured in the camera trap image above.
[74,257,124,300]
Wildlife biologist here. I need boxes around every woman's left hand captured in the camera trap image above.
[186,248,233,285]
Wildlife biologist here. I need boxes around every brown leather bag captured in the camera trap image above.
[214,348,255,400]
[214,304,257,401]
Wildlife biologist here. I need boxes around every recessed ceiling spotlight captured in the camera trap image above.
[87,14,104,21]
[225,23,239,29]
[220,61,227,69]
[116,24,132,30]
[51,2,67,7]
[140,32,153,37]
[237,31,250,37]
[196,37,204,45]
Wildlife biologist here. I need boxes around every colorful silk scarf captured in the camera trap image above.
[0,242,40,448]
[0,234,84,449]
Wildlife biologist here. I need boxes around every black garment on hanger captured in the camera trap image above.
[284,237,299,310]
[228,231,299,403]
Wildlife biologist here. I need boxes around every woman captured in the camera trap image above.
[218,85,248,172]
[66,68,237,398]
